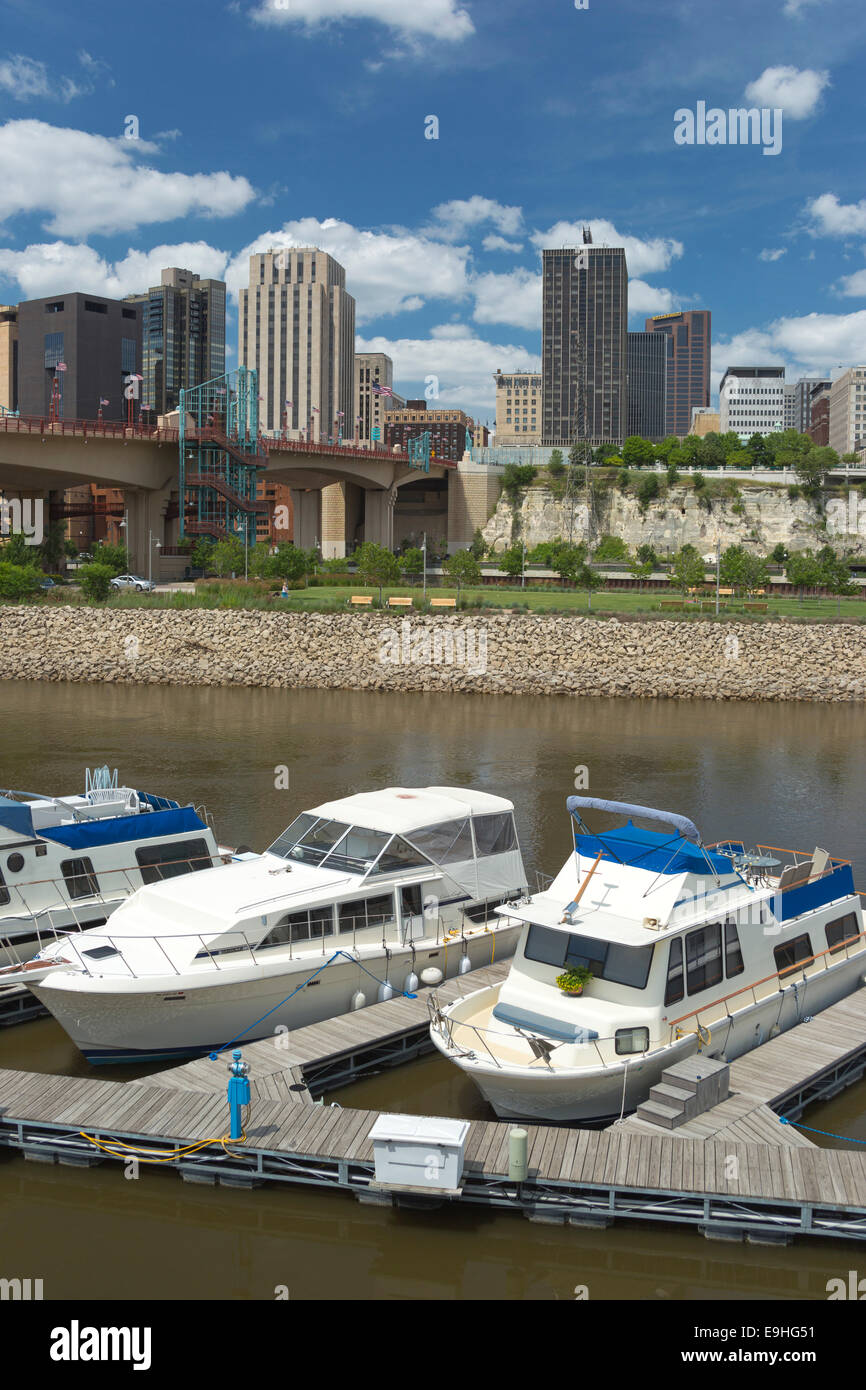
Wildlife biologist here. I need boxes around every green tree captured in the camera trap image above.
[666,462,680,484]
[728,449,753,471]
[622,435,655,469]
[39,520,67,574]
[550,541,586,586]
[469,528,487,560]
[546,449,565,478]
[635,473,661,513]
[797,446,837,498]
[249,542,276,579]
[354,541,400,601]
[0,532,32,566]
[79,562,115,602]
[672,543,706,595]
[63,538,79,560]
[653,436,680,463]
[401,547,424,584]
[771,543,789,565]
[502,463,537,503]
[627,558,654,591]
[785,550,822,601]
[592,534,629,562]
[93,542,128,576]
[211,536,245,578]
[697,434,726,469]
[0,561,40,600]
[636,543,658,567]
[191,538,216,572]
[746,433,772,469]
[719,545,769,596]
[576,562,604,610]
[271,543,312,585]
[497,544,525,579]
[444,549,481,597]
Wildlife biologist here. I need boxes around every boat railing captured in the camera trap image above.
[534,870,555,893]
[430,996,645,1072]
[0,851,230,958]
[665,928,866,1044]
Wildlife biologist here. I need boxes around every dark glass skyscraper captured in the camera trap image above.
[644,309,711,437]
[16,292,141,420]
[126,268,226,417]
[542,245,628,448]
[627,331,667,441]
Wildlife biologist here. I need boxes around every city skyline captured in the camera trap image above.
[0,0,864,424]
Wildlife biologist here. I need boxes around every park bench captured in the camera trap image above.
[431,596,457,608]
[744,602,768,612]
[660,600,684,610]
[349,595,373,606]
[387,596,413,608]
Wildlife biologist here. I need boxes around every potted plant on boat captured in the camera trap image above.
[555,966,593,997]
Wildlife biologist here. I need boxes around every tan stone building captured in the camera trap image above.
[238,248,355,441]
[829,367,866,456]
[0,305,17,413]
[690,407,721,436]
[355,353,405,446]
[494,369,541,444]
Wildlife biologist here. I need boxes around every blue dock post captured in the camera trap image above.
[227,1049,251,1140]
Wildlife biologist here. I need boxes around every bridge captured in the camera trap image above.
[0,412,456,564]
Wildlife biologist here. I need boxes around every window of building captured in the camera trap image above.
[61,857,99,900]
[135,838,212,884]
[84,301,108,314]
[825,912,859,955]
[773,933,814,978]
[122,307,137,320]
[45,302,64,314]
[44,332,64,368]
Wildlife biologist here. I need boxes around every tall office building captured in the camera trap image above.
[494,369,542,444]
[644,310,711,438]
[784,384,799,431]
[541,242,628,449]
[719,366,786,437]
[125,268,225,417]
[355,353,405,445]
[808,381,831,446]
[238,248,355,440]
[829,367,866,456]
[0,305,17,412]
[16,292,141,420]
[626,331,667,441]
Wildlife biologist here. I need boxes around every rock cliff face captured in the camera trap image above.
[481,483,865,556]
[1,606,864,703]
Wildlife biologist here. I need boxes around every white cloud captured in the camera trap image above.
[431,197,523,241]
[782,0,824,15]
[713,310,866,394]
[805,193,866,238]
[0,55,83,103]
[759,247,788,262]
[481,234,523,253]
[356,327,539,413]
[626,279,680,317]
[530,219,683,278]
[0,121,255,238]
[0,240,229,301]
[226,217,471,320]
[744,66,830,119]
[251,0,474,42]
[836,270,866,298]
[470,268,541,329]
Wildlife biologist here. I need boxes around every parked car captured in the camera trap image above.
[110,574,155,592]
[39,577,56,590]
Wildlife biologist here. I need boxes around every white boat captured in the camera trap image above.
[12,786,529,1064]
[430,795,866,1124]
[0,767,230,970]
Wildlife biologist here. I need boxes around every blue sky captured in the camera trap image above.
[1,0,865,423]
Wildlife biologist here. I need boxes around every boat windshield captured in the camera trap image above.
[268,814,429,875]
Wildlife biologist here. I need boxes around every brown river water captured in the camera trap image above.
[0,679,865,1300]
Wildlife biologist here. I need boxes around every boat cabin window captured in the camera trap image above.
[664,938,684,1006]
[472,814,517,857]
[135,838,212,884]
[0,867,8,908]
[409,820,474,865]
[774,933,813,978]
[464,894,513,924]
[685,924,722,995]
[401,884,423,916]
[82,945,120,961]
[61,857,99,900]
[724,920,744,979]
[615,1026,650,1056]
[339,893,396,935]
[259,905,335,948]
[524,924,653,990]
[267,816,427,874]
[826,912,860,955]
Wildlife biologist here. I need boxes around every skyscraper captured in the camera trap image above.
[0,305,17,412]
[355,353,405,445]
[644,310,711,438]
[541,242,628,448]
[626,331,667,441]
[16,292,141,420]
[238,248,355,440]
[789,376,830,435]
[126,268,225,417]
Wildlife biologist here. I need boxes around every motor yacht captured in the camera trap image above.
[429,795,866,1124]
[12,786,529,1063]
[0,767,229,969]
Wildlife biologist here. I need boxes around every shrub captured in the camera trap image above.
[79,563,115,602]
[593,535,629,562]
[0,561,41,601]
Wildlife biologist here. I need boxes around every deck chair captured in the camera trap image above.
[777,862,808,892]
[808,847,831,881]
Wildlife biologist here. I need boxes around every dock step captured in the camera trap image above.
[638,1058,731,1129]
[635,1099,686,1130]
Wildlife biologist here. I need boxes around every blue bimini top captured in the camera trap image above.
[573,822,735,878]
[37,805,208,852]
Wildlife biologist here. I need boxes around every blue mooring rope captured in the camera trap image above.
[780,1116,866,1145]
[208,948,418,1059]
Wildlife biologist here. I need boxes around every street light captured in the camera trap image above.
[148,530,161,587]
[118,510,129,568]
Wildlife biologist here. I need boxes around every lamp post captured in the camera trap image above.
[521,541,526,589]
[148,531,161,587]
[422,532,427,599]
[715,532,721,617]
[118,510,129,569]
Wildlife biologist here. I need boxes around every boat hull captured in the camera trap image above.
[32,925,520,1064]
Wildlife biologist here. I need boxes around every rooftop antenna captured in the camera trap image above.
[582,226,593,244]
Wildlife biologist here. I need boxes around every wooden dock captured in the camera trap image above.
[2,969,866,1244]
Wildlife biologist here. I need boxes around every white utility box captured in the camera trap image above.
[368,1114,471,1192]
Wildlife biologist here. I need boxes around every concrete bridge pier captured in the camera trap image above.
[124,485,172,578]
[363,487,397,551]
[290,488,322,552]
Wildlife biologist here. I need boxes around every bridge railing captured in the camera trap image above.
[0,414,179,442]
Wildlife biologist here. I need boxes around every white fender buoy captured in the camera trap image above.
[420,967,443,986]
[377,980,394,1003]
[350,990,367,1011]
[458,954,472,975]
[404,972,419,994]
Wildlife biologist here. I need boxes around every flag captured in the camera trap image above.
[56,362,67,372]
[371,383,394,397]
[99,398,110,406]
[285,400,293,408]
[312,406,319,413]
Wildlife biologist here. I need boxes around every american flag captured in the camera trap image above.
[99,398,110,406]
[371,383,394,397]
[312,406,319,413]
[285,400,293,408]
